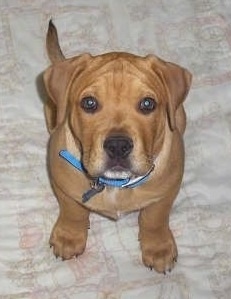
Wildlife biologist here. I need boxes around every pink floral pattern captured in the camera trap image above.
[0,0,231,298]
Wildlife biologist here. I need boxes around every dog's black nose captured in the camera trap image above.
[103,135,133,159]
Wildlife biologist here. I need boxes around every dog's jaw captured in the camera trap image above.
[103,169,132,180]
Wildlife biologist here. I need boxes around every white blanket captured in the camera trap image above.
[0,1,231,298]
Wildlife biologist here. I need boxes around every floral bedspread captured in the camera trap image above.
[0,1,231,298]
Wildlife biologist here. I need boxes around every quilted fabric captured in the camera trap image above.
[0,1,231,298]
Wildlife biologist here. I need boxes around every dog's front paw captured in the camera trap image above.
[49,219,88,260]
[139,228,178,274]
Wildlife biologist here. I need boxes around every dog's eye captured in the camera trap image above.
[81,96,98,113]
[139,97,157,114]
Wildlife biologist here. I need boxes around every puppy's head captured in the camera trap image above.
[43,22,192,180]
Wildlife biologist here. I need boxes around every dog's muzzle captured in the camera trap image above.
[103,135,133,171]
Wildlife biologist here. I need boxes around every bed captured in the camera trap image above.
[0,1,231,298]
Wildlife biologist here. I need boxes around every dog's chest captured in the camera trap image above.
[106,188,120,205]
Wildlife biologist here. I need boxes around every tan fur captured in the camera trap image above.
[43,21,192,273]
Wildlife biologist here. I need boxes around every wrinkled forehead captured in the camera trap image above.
[70,56,165,99]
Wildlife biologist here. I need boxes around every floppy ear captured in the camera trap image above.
[161,61,192,131]
[147,55,192,131]
[43,54,91,133]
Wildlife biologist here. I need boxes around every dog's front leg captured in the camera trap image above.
[49,182,90,260]
[138,197,178,274]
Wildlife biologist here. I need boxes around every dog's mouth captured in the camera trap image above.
[103,155,133,179]
[103,166,133,180]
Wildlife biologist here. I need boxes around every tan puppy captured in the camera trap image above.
[43,21,192,274]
